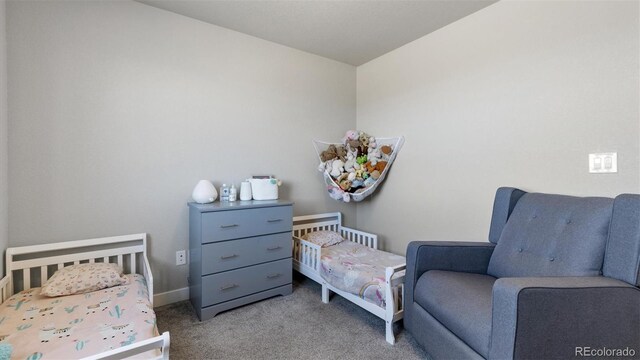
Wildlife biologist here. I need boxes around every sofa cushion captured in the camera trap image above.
[487,193,613,278]
[488,187,527,244]
[414,270,496,358]
[602,194,640,286]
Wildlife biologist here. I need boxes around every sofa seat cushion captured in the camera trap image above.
[488,193,613,278]
[414,270,497,358]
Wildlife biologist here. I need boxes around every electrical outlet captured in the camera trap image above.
[176,250,186,265]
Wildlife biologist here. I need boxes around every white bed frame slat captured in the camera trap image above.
[0,276,7,304]
[1,233,169,359]
[291,212,404,344]
[41,267,47,285]
[23,269,31,290]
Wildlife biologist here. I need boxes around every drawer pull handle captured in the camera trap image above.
[220,224,239,229]
[220,254,238,260]
[267,246,282,251]
[220,284,238,291]
[267,273,282,279]
[267,219,283,223]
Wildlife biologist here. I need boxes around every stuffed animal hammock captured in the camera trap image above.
[314,130,404,202]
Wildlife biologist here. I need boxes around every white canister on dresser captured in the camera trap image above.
[239,181,252,201]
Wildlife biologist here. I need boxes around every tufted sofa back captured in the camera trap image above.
[487,192,614,279]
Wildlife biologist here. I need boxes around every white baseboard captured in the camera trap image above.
[153,287,189,308]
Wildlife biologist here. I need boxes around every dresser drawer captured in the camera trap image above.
[201,206,292,243]
[201,258,292,306]
[201,233,292,275]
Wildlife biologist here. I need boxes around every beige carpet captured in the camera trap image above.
[155,274,429,359]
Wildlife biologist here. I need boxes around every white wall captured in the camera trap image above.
[7,0,639,297]
[7,0,356,294]
[357,1,640,255]
[0,0,7,274]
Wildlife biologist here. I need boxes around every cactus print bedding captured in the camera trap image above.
[0,274,158,359]
[319,241,405,308]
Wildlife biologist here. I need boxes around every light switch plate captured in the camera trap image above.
[589,152,617,173]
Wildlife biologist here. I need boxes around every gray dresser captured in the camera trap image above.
[188,200,293,320]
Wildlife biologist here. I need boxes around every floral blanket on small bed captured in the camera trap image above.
[320,241,405,308]
[0,274,157,360]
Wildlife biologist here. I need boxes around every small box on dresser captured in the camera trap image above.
[188,200,293,320]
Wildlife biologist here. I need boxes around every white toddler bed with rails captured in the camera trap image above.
[292,213,405,344]
[0,233,170,360]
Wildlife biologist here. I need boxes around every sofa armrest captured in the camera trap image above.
[406,241,496,281]
[405,241,495,304]
[490,276,640,360]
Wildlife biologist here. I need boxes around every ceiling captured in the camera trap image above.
[137,0,497,66]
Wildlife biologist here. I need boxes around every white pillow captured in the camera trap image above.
[301,231,344,247]
[40,263,129,297]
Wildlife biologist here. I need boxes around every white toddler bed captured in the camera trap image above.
[292,213,405,344]
[0,233,170,359]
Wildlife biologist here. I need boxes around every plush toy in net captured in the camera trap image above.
[314,130,404,202]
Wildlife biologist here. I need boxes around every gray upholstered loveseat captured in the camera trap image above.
[405,187,640,360]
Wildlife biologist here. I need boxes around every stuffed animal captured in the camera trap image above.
[365,161,373,173]
[358,132,371,155]
[370,170,381,180]
[380,145,393,160]
[342,130,358,144]
[328,184,351,202]
[344,158,356,173]
[364,160,387,173]
[337,172,349,182]
[327,186,344,201]
[347,139,360,152]
[364,161,377,173]
[339,179,352,191]
[351,179,364,188]
[368,137,377,149]
[335,145,348,162]
[330,159,345,178]
[320,144,338,162]
[346,151,355,161]
[363,176,376,187]
[347,172,356,181]
[368,148,382,166]
[359,132,370,148]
